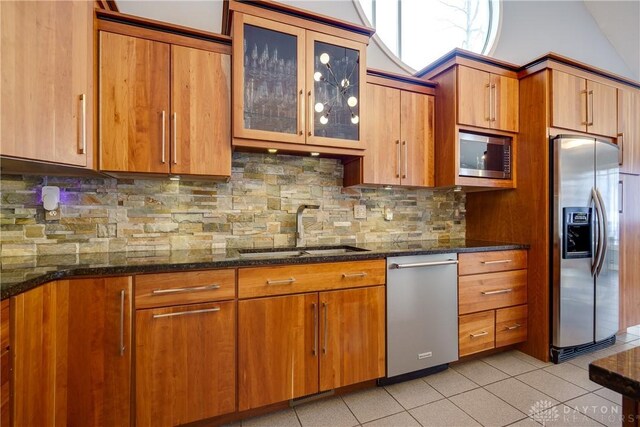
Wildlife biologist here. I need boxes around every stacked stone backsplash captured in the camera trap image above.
[0,152,465,256]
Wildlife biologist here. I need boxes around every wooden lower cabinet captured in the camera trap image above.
[11,277,132,426]
[459,311,495,357]
[1,300,9,427]
[135,301,236,426]
[239,286,385,410]
[496,305,528,347]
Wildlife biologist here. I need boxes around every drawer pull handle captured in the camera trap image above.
[153,307,220,319]
[481,288,513,295]
[342,272,367,279]
[392,259,458,269]
[505,323,521,331]
[470,331,489,338]
[152,284,221,295]
[267,277,296,285]
[312,302,318,356]
[481,259,512,265]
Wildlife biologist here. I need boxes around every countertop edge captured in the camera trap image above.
[589,362,640,400]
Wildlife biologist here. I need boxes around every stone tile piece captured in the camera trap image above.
[517,371,589,402]
[384,379,444,409]
[511,351,554,369]
[615,332,640,343]
[361,411,420,427]
[449,387,525,427]
[564,393,622,427]
[422,367,480,397]
[295,397,358,427]
[482,351,540,376]
[485,378,559,414]
[452,359,510,386]
[507,418,541,426]
[543,363,602,391]
[242,409,301,427]
[409,399,481,427]
[342,387,404,424]
[593,387,622,405]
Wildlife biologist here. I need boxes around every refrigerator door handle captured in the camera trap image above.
[595,188,608,276]
[590,188,603,277]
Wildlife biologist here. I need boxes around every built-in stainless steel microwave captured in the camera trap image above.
[459,132,512,179]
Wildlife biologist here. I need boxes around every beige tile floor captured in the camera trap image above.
[238,331,640,427]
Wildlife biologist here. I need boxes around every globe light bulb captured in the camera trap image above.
[313,71,323,82]
[314,102,324,113]
[320,53,330,65]
[347,96,358,107]
[319,115,329,125]
[351,114,359,125]
[341,78,349,88]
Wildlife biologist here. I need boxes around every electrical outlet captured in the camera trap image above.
[353,205,366,219]
[45,207,61,221]
[384,207,393,221]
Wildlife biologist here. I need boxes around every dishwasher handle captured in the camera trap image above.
[390,259,458,269]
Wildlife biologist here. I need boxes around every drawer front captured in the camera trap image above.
[238,259,386,298]
[136,269,236,309]
[459,250,527,275]
[459,311,495,357]
[1,300,8,352]
[459,270,527,315]
[496,304,528,347]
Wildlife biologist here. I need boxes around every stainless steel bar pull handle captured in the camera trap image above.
[152,284,221,295]
[322,302,328,354]
[619,180,624,214]
[481,288,513,295]
[396,140,401,178]
[485,83,491,121]
[402,140,408,179]
[119,289,125,356]
[391,259,458,269]
[342,272,367,279]
[308,91,313,136]
[161,110,166,163]
[470,331,488,338]
[312,302,318,356]
[618,133,624,166]
[588,90,594,126]
[505,324,521,331]
[298,89,304,136]
[266,277,296,285]
[481,259,512,265]
[591,187,602,277]
[581,90,589,125]
[595,188,608,276]
[172,112,178,164]
[153,307,220,319]
[79,94,87,154]
[491,84,497,122]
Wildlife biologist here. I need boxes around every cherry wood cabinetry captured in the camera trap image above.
[457,250,528,357]
[458,66,519,133]
[0,0,92,168]
[11,277,132,426]
[620,174,640,330]
[1,300,9,427]
[618,88,640,175]
[99,28,231,177]
[238,260,385,410]
[343,71,435,187]
[551,70,617,137]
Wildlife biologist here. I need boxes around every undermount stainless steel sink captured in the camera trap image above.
[237,245,368,259]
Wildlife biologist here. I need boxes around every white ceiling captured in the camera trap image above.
[115,0,640,81]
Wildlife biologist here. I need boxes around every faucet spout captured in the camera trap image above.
[296,204,320,247]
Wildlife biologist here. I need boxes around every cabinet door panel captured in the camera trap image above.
[1,0,91,166]
[136,301,236,426]
[618,89,640,175]
[362,83,400,185]
[401,92,434,187]
[171,46,231,176]
[100,32,170,173]
[587,80,617,138]
[319,286,385,391]
[457,66,491,129]
[551,70,587,133]
[239,294,318,410]
[620,174,640,329]
[492,74,519,132]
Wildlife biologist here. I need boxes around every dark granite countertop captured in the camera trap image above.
[590,347,640,400]
[1,239,528,300]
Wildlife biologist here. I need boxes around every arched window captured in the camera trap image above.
[355,0,500,72]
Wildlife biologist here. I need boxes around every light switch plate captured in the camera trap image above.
[353,205,366,219]
[384,207,393,221]
[45,207,61,221]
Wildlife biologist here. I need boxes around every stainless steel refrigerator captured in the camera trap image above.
[551,135,620,363]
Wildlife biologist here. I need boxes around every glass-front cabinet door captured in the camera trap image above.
[306,32,366,149]
[233,14,306,144]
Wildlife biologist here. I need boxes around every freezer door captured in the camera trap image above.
[595,140,620,341]
[552,136,595,348]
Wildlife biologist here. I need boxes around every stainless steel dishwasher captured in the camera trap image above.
[384,253,459,383]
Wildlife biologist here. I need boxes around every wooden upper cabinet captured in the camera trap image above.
[457,66,518,132]
[171,45,231,177]
[551,70,617,137]
[136,301,236,426]
[100,32,170,174]
[11,277,132,426]
[0,0,92,167]
[233,14,307,144]
[319,286,385,391]
[618,88,640,175]
[401,91,435,186]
